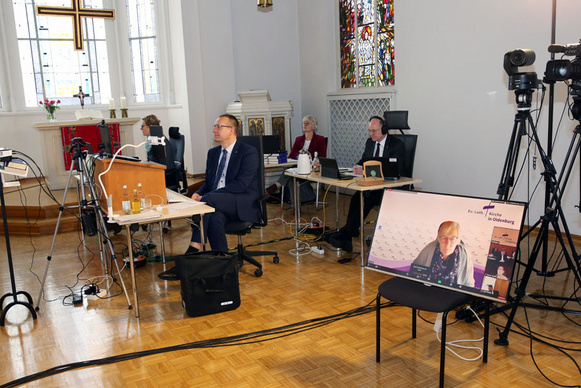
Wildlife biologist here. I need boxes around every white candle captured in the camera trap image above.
[120,96,127,109]
[109,98,115,109]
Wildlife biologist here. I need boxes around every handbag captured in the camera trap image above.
[174,251,240,317]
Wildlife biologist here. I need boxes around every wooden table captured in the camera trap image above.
[113,189,214,318]
[285,170,422,266]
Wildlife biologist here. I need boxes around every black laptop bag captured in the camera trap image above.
[174,251,240,317]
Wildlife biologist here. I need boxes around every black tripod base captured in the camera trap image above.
[0,290,37,327]
[494,330,510,346]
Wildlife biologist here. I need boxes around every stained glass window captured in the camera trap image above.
[339,0,395,88]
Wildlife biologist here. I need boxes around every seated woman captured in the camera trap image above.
[266,115,327,197]
[141,114,179,190]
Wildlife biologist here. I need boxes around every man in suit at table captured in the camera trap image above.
[158,113,261,280]
[325,116,405,254]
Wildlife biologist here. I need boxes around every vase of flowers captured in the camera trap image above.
[39,99,60,121]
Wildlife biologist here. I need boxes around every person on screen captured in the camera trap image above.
[496,265,509,280]
[324,116,405,253]
[412,221,475,287]
[266,115,327,198]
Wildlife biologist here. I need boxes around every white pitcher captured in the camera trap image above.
[296,151,312,174]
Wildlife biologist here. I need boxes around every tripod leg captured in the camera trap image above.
[94,207,133,309]
[497,113,526,200]
[77,155,133,310]
[495,219,548,345]
[36,164,79,310]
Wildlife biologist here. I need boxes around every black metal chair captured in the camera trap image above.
[376,277,490,387]
[224,136,279,277]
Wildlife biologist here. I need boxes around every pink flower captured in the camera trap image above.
[39,98,60,114]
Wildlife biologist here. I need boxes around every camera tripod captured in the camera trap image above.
[36,137,131,310]
[494,89,581,345]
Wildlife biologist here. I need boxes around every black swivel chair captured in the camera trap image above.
[224,135,279,277]
[383,110,418,189]
[376,277,490,387]
[168,126,188,194]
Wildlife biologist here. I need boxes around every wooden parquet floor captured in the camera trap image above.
[0,196,580,387]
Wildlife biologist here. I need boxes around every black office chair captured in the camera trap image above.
[384,110,418,189]
[224,135,279,277]
[168,126,188,194]
[376,277,490,387]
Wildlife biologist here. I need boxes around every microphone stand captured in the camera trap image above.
[0,159,37,326]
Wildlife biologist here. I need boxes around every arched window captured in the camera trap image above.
[339,0,395,88]
[12,0,160,107]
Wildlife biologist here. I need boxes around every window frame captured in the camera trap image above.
[0,0,173,112]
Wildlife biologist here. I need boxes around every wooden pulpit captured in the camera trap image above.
[94,157,167,213]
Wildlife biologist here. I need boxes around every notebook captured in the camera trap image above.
[319,157,352,180]
[361,157,400,180]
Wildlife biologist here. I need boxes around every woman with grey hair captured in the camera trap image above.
[288,115,327,159]
[267,115,327,197]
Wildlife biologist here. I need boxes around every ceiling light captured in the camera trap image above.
[257,0,273,8]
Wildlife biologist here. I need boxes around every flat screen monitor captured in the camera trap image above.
[98,121,113,155]
[365,190,527,302]
[262,135,281,155]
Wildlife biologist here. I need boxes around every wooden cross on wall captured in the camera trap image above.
[35,0,115,51]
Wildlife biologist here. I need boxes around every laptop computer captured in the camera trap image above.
[361,157,400,180]
[319,157,352,180]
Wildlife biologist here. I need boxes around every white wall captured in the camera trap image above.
[180,0,238,173]
[230,1,303,137]
[393,0,581,234]
[297,1,337,138]
[293,0,581,235]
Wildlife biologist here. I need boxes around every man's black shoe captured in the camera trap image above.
[328,234,353,252]
[323,231,341,243]
[185,246,199,255]
[158,265,179,280]
[266,183,280,195]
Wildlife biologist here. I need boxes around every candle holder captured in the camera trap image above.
[109,109,116,119]
[121,108,128,118]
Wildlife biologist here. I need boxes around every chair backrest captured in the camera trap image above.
[167,126,188,193]
[168,126,185,165]
[383,110,411,134]
[391,133,418,178]
[236,135,268,226]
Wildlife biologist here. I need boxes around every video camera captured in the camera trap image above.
[544,40,581,83]
[504,49,538,91]
[545,40,581,119]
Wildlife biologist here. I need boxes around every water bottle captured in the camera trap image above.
[131,189,141,214]
[121,185,132,214]
[312,151,320,174]
[137,183,146,211]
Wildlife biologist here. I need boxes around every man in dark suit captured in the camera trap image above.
[325,116,405,253]
[158,113,261,280]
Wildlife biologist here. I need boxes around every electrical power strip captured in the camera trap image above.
[311,246,325,254]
